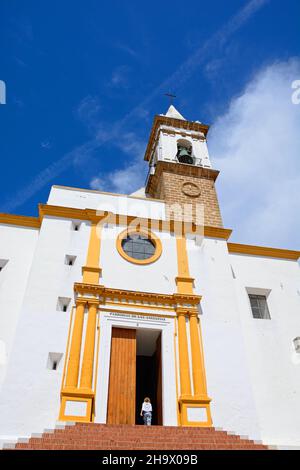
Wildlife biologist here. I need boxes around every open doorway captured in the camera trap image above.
[106,327,163,425]
[135,329,162,425]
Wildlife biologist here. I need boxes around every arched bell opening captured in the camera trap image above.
[176,139,194,165]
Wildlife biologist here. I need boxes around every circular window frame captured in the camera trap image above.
[181,182,201,198]
[116,228,162,265]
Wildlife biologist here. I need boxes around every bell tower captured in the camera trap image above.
[144,105,223,227]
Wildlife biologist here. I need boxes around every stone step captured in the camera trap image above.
[9,423,269,451]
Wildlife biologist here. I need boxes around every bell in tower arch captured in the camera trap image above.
[176,144,194,165]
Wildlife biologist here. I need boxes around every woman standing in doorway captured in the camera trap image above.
[140,397,152,425]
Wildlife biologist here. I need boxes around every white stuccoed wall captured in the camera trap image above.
[188,235,300,445]
[47,186,166,221]
[0,215,90,438]
[230,253,300,446]
[187,237,261,441]
[0,224,38,387]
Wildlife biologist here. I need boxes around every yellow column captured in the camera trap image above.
[65,299,86,388]
[82,218,102,284]
[189,310,207,397]
[175,233,212,426]
[177,310,192,397]
[176,237,190,277]
[176,235,193,398]
[80,300,98,390]
[175,236,194,294]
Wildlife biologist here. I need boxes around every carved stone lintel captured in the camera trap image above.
[74,283,201,308]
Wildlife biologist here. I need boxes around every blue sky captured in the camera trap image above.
[1,0,300,248]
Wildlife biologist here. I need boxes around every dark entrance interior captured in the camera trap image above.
[135,330,162,425]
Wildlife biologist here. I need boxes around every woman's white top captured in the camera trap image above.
[142,402,152,412]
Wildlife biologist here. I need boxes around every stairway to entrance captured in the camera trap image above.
[7,423,270,450]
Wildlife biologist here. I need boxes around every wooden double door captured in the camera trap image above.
[107,327,162,425]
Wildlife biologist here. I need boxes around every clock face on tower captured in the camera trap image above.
[181,182,201,198]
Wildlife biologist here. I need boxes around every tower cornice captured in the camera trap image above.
[145,160,219,196]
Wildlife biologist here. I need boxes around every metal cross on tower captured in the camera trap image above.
[164,92,176,105]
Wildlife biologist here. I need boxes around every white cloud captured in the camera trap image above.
[209,58,300,249]
[40,140,52,150]
[90,132,147,194]
[76,95,101,131]
[115,43,139,60]
[110,65,130,89]
[89,177,103,191]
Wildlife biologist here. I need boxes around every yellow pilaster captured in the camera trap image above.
[177,309,192,397]
[80,300,99,390]
[82,219,102,284]
[59,213,103,423]
[59,297,98,423]
[175,233,212,426]
[65,299,86,388]
[175,236,194,294]
[189,310,207,397]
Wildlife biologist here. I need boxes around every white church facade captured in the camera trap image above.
[0,106,300,447]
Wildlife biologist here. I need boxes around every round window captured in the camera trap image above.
[117,229,162,265]
[122,233,155,260]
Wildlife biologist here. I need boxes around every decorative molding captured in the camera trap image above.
[81,266,102,276]
[74,283,201,307]
[175,276,195,283]
[41,204,231,239]
[99,306,176,319]
[0,213,40,228]
[204,226,232,240]
[172,293,201,306]
[39,204,94,222]
[61,387,94,398]
[179,396,213,427]
[149,159,219,181]
[176,306,200,317]
[59,394,93,423]
[1,203,233,240]
[178,395,212,404]
[157,127,206,141]
[228,242,300,260]
[75,298,88,306]
[103,302,173,312]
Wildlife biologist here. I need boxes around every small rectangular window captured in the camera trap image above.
[57,297,71,312]
[65,255,76,266]
[0,259,8,272]
[71,221,81,231]
[293,337,300,353]
[47,352,63,370]
[249,294,271,320]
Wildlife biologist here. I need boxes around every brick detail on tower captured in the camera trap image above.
[146,161,223,227]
